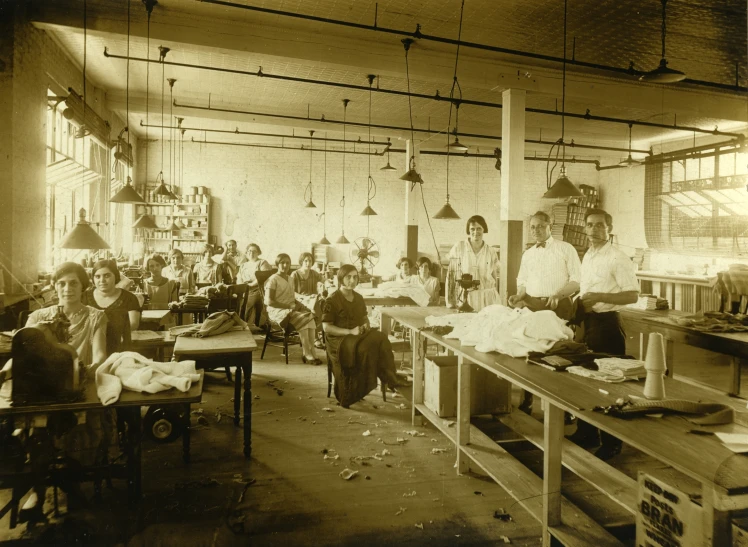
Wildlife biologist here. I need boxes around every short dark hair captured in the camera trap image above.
[396,257,413,269]
[584,208,613,228]
[298,252,314,265]
[416,257,432,269]
[247,243,262,255]
[91,259,120,283]
[531,211,551,224]
[337,264,358,285]
[275,253,291,267]
[466,215,488,234]
[146,254,167,269]
[53,262,89,290]
[226,239,237,246]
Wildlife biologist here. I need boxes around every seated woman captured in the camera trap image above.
[144,253,178,309]
[194,244,223,285]
[264,253,320,365]
[410,257,441,306]
[322,264,405,408]
[163,248,195,295]
[84,259,141,354]
[13,262,111,521]
[387,257,413,283]
[237,243,272,327]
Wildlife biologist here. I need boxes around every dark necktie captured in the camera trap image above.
[536,241,546,248]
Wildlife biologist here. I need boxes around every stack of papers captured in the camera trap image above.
[715,432,748,453]
[595,357,646,380]
[629,295,659,310]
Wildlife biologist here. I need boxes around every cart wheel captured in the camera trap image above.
[144,406,184,443]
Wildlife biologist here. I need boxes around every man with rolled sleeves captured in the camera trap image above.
[569,207,639,460]
[508,210,582,414]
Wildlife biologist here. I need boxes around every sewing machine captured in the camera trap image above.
[456,274,481,313]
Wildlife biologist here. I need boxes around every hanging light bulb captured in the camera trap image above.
[380,139,398,171]
[543,0,583,200]
[304,130,317,208]
[153,46,176,200]
[361,75,377,217]
[639,0,686,83]
[167,77,180,199]
[446,104,468,153]
[337,99,350,244]
[400,38,423,186]
[618,123,643,167]
[319,133,331,245]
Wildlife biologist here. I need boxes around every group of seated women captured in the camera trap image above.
[389,256,441,306]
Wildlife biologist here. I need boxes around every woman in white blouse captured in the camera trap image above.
[163,248,194,295]
[448,215,500,310]
[410,257,440,306]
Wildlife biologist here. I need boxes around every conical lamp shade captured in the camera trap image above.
[400,168,424,184]
[380,161,397,171]
[639,58,685,84]
[336,234,350,244]
[319,235,331,245]
[175,219,186,229]
[169,220,180,230]
[618,155,642,167]
[305,200,317,208]
[60,208,110,249]
[433,201,461,219]
[133,213,160,229]
[543,169,583,198]
[447,137,468,152]
[153,180,171,197]
[360,204,377,216]
[110,180,145,203]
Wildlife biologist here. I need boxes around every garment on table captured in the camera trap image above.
[448,240,500,310]
[264,273,315,330]
[322,290,398,408]
[580,241,639,313]
[290,268,323,296]
[516,237,581,297]
[145,277,177,309]
[27,306,107,367]
[174,311,247,338]
[409,275,440,306]
[164,264,194,294]
[83,288,141,354]
[519,295,574,321]
[96,351,200,405]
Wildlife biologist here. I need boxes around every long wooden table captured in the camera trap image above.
[173,329,257,458]
[382,306,748,547]
[621,308,748,396]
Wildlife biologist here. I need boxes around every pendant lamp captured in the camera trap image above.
[639,0,686,83]
[60,208,110,249]
[446,105,468,153]
[110,0,144,204]
[304,130,317,208]
[74,0,90,139]
[360,75,377,216]
[543,0,583,199]
[380,139,397,171]
[619,124,643,167]
[319,134,331,245]
[153,46,177,200]
[336,100,350,244]
[168,77,180,199]
[133,213,159,230]
[399,39,423,186]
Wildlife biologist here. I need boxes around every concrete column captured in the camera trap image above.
[404,139,420,264]
[499,88,526,305]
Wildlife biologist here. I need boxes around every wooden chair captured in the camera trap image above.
[255,269,302,364]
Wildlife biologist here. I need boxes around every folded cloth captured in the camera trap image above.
[96,351,200,405]
[174,311,248,338]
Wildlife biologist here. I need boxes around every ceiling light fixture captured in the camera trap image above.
[319,132,331,245]
[544,0,583,199]
[434,0,466,220]
[361,75,378,218]
[399,39,424,187]
[168,77,179,199]
[380,138,398,171]
[304,130,317,208]
[74,0,90,140]
[619,123,643,167]
[336,99,351,244]
[60,208,111,249]
[110,0,145,204]
[142,0,155,202]
[153,46,176,200]
[639,0,686,84]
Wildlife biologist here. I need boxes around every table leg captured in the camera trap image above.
[125,408,142,503]
[243,353,253,458]
[456,355,471,474]
[182,403,191,464]
[702,483,731,545]
[380,313,391,336]
[412,330,425,427]
[234,361,242,426]
[542,403,563,546]
[730,357,743,396]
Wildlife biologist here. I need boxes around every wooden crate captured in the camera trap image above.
[424,356,512,418]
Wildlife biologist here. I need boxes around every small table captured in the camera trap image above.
[173,329,258,457]
[170,305,210,326]
[140,309,173,330]
[130,330,175,361]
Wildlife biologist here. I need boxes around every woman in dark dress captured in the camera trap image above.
[322,264,405,408]
[84,259,141,354]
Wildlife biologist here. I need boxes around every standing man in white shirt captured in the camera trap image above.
[509,211,581,414]
[570,208,639,460]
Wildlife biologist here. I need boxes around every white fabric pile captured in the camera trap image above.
[426,305,574,358]
[361,282,432,307]
[96,351,201,406]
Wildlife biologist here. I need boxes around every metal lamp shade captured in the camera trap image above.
[433,201,460,219]
[305,199,317,208]
[132,213,160,230]
[447,137,468,152]
[360,204,377,216]
[319,235,331,245]
[380,161,397,171]
[60,209,110,249]
[336,234,350,244]
[110,181,145,203]
[400,168,424,184]
[543,171,583,198]
[639,59,686,83]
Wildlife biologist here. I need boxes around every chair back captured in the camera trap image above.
[226,284,250,317]
[254,268,278,300]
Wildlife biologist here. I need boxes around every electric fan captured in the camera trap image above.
[349,237,380,281]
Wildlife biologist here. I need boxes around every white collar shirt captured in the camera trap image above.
[580,241,639,313]
[516,237,581,297]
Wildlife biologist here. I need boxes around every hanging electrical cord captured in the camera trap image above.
[400,39,424,186]
[304,130,316,207]
[361,74,377,224]
[319,132,330,244]
[168,78,177,192]
[337,99,350,244]
[144,1,153,194]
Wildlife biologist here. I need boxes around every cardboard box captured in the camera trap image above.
[424,355,511,418]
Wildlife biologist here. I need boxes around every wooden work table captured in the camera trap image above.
[381,306,748,547]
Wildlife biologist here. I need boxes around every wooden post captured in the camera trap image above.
[542,403,564,545]
[702,483,732,546]
[411,328,425,427]
[404,139,420,265]
[456,354,471,474]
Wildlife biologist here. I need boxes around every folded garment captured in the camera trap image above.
[175,311,248,338]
